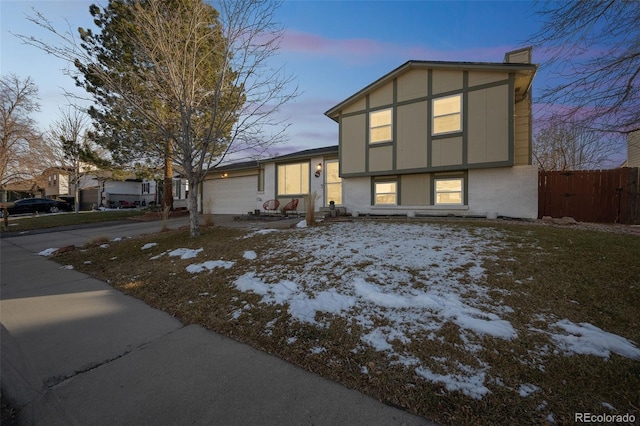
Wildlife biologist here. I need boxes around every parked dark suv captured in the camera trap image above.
[0,198,71,217]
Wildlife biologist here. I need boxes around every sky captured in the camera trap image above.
[1,1,623,164]
[40,220,640,408]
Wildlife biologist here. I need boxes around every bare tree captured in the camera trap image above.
[0,74,42,199]
[533,116,621,171]
[18,0,297,237]
[48,106,96,212]
[529,1,640,133]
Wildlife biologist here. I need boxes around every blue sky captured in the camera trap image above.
[1,1,567,161]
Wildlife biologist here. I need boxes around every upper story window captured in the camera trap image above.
[434,178,463,205]
[369,108,392,143]
[433,94,462,135]
[142,182,150,194]
[278,162,309,195]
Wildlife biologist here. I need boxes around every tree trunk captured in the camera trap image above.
[188,179,200,237]
[163,141,173,211]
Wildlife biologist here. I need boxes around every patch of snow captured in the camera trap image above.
[112,237,122,242]
[310,346,326,354]
[141,243,157,250]
[37,248,58,256]
[601,402,616,411]
[551,319,640,360]
[228,221,519,399]
[60,265,74,270]
[518,383,540,397]
[243,228,279,238]
[99,244,109,248]
[84,260,92,264]
[168,248,203,260]
[415,366,489,400]
[286,337,297,345]
[186,260,235,274]
[547,413,555,423]
[296,220,307,228]
[243,250,257,260]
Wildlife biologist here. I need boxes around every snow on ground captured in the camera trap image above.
[141,242,157,250]
[37,248,58,256]
[91,220,639,401]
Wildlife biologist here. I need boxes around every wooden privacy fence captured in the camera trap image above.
[538,167,640,224]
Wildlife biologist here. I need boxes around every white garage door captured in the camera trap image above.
[204,176,257,215]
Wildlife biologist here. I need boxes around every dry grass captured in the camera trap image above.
[56,220,640,425]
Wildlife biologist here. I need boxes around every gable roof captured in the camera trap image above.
[325,59,537,121]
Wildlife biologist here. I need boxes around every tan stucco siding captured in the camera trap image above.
[432,137,463,167]
[369,81,394,108]
[341,114,367,174]
[468,71,506,88]
[397,101,428,169]
[342,98,366,115]
[467,85,509,164]
[432,70,463,95]
[401,173,430,205]
[397,69,428,102]
[514,97,531,165]
[369,145,393,172]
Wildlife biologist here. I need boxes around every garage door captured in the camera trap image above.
[204,176,257,215]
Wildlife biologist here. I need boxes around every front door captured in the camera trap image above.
[324,160,342,206]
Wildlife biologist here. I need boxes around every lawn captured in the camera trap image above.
[52,219,640,425]
[0,209,146,233]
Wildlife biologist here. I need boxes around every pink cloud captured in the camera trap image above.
[280,29,524,63]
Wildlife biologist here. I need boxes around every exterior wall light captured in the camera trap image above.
[314,163,322,178]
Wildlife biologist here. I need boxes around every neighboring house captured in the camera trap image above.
[0,179,45,202]
[627,129,640,167]
[203,146,340,215]
[42,167,73,199]
[324,47,538,219]
[79,173,187,210]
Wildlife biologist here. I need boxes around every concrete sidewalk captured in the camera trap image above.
[0,218,433,425]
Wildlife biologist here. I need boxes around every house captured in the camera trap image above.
[324,47,538,219]
[627,129,640,167]
[0,178,45,202]
[203,146,340,215]
[79,173,188,210]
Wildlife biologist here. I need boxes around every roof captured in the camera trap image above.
[325,59,537,121]
[208,145,339,173]
[269,145,339,162]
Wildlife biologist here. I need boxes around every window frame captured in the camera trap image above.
[324,159,342,206]
[257,167,265,193]
[373,179,398,206]
[277,162,310,196]
[434,177,464,205]
[369,108,393,144]
[432,94,462,136]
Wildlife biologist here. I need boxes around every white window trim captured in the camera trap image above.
[324,159,342,206]
[374,180,398,205]
[432,94,462,136]
[277,162,310,196]
[369,108,393,144]
[434,177,464,205]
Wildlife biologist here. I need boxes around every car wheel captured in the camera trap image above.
[49,206,60,213]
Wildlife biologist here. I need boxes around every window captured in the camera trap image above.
[433,95,461,135]
[369,109,392,143]
[277,162,309,195]
[374,181,397,205]
[324,160,342,205]
[435,178,463,205]
[258,167,265,192]
[142,182,150,194]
